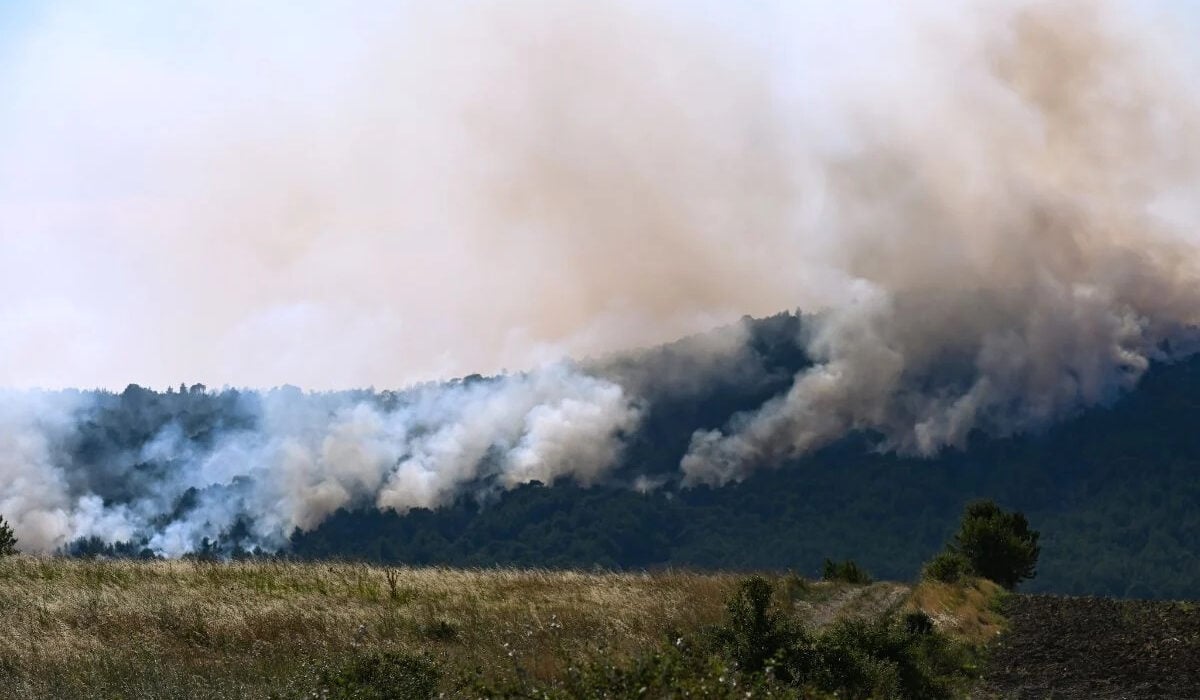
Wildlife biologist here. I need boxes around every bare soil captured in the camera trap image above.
[976,594,1200,699]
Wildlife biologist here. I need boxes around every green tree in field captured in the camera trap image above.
[951,500,1039,589]
[714,575,801,675]
[0,515,17,557]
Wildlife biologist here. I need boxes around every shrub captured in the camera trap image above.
[0,515,17,557]
[903,610,935,636]
[469,576,971,700]
[807,613,956,700]
[922,550,971,584]
[317,651,440,700]
[463,642,796,699]
[953,500,1040,590]
[823,558,872,584]
[712,575,804,675]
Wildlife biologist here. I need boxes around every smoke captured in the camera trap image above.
[146,366,637,555]
[0,365,639,555]
[0,392,79,551]
[0,0,821,389]
[682,1,1200,484]
[2,1,1200,549]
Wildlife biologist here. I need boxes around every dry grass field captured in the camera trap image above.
[0,556,1002,698]
[0,557,784,698]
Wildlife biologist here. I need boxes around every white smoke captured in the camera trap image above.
[0,365,637,555]
[681,1,1200,484]
[0,392,78,551]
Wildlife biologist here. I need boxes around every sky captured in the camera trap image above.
[1,0,1199,390]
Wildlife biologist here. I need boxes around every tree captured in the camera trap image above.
[714,576,802,675]
[952,500,1039,589]
[0,515,17,556]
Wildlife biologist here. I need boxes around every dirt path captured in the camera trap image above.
[796,582,911,629]
[976,595,1200,699]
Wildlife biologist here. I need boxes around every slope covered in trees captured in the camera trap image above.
[40,314,1200,599]
[291,318,1200,600]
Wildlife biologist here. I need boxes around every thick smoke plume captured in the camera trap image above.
[683,2,1200,483]
[3,367,639,555]
[0,0,812,389]
[2,1,1200,551]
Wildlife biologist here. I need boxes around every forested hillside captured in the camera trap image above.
[49,314,1200,599]
[293,313,1200,599]
[288,347,1200,599]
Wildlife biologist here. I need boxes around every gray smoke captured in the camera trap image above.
[0,391,85,551]
[3,1,1200,551]
[0,366,639,555]
[682,1,1200,484]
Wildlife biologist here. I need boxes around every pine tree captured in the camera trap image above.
[0,515,17,557]
[952,500,1040,589]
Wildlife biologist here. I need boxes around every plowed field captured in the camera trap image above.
[977,595,1200,699]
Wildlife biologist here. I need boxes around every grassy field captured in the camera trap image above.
[0,556,1000,698]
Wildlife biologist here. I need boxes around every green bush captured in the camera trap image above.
[953,500,1040,589]
[710,577,960,699]
[470,576,974,700]
[0,515,16,557]
[823,559,872,584]
[807,614,956,700]
[467,643,799,699]
[317,651,440,700]
[712,576,806,676]
[922,550,971,584]
[902,610,935,636]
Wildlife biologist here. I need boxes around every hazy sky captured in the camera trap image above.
[1,1,1197,390]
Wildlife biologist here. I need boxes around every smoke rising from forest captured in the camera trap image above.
[683,2,1200,484]
[1,369,641,555]
[3,1,1200,551]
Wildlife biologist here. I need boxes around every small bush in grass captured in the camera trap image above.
[712,575,806,675]
[467,575,972,700]
[317,651,440,700]
[463,641,797,699]
[823,558,872,584]
[922,550,971,584]
[903,610,935,636]
[808,613,956,700]
[0,515,17,557]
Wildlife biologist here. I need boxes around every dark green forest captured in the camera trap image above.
[288,355,1200,599]
[53,314,1200,600]
[288,316,1200,600]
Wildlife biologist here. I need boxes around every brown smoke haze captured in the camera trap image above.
[1,0,826,389]
[4,0,1193,391]
[683,1,1200,482]
[2,0,1200,551]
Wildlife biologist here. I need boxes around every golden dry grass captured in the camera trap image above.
[0,556,761,698]
[905,577,1007,646]
[0,556,994,697]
